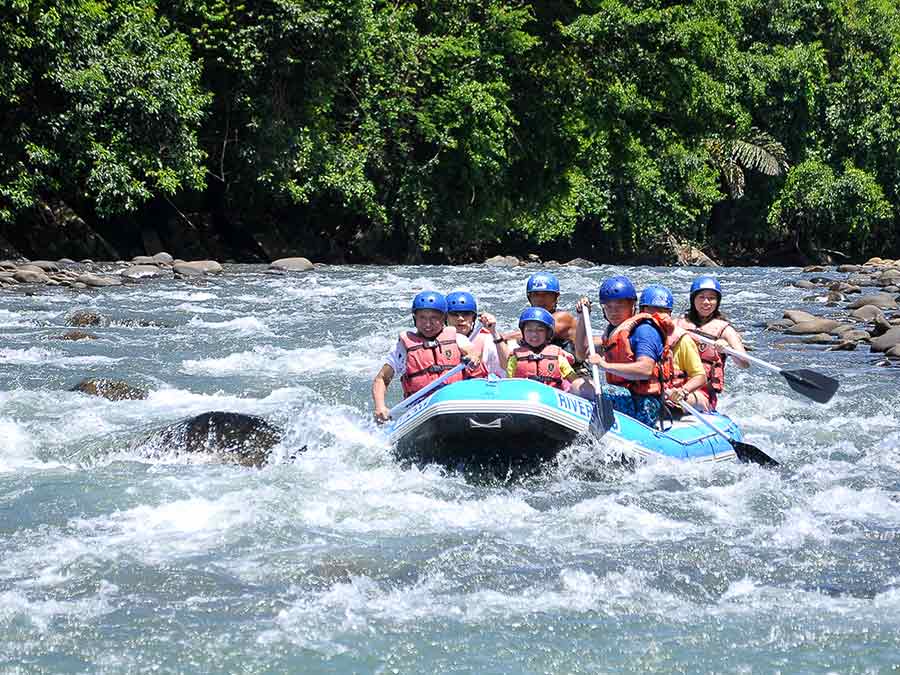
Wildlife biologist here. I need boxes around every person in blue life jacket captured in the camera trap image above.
[372,291,485,423]
[573,275,671,427]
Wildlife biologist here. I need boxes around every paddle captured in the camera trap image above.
[582,305,616,434]
[679,399,779,466]
[387,360,469,419]
[689,330,839,404]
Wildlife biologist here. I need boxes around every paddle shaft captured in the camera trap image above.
[689,331,780,374]
[387,361,468,418]
[679,400,778,466]
[582,306,603,394]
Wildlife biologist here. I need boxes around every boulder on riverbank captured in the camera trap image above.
[270,257,314,272]
[484,255,521,267]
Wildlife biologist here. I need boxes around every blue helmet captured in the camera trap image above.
[411,290,448,314]
[690,275,722,298]
[446,291,477,314]
[598,275,637,303]
[518,306,555,338]
[526,272,560,295]
[639,285,674,311]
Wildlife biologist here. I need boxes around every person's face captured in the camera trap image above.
[414,309,445,338]
[522,321,549,348]
[527,291,558,312]
[602,298,635,326]
[693,290,720,319]
[641,305,671,316]
[447,311,476,335]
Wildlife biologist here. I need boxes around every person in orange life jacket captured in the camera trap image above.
[445,291,505,379]
[502,272,578,354]
[637,285,710,412]
[372,291,482,423]
[573,275,666,427]
[675,275,749,410]
[498,307,578,390]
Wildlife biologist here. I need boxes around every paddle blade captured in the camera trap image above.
[782,368,839,404]
[589,392,616,438]
[734,441,779,467]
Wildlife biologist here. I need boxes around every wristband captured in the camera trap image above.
[493,336,505,344]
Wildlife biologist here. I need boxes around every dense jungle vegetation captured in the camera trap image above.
[1,0,899,263]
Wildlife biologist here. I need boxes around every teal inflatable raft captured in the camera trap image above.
[388,377,741,466]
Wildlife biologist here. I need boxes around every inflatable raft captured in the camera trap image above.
[388,377,741,467]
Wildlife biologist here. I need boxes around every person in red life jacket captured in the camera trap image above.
[499,307,578,390]
[675,275,749,410]
[638,285,710,413]
[573,275,669,427]
[445,291,505,379]
[372,291,481,423]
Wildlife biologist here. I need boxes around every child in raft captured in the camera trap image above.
[499,307,581,390]
[371,290,489,422]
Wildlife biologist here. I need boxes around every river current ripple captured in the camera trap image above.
[1,264,898,673]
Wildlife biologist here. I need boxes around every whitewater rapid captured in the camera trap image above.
[1,264,898,672]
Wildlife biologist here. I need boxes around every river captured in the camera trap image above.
[2,264,898,673]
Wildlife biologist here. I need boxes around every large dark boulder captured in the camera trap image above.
[136,411,285,467]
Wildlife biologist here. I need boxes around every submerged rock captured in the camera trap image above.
[71,378,148,401]
[56,330,98,341]
[138,411,285,467]
[67,310,105,327]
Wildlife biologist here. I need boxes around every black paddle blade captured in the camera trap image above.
[733,441,779,467]
[782,368,839,404]
[589,392,616,438]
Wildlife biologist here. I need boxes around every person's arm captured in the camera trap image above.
[721,325,749,368]
[553,311,576,345]
[456,334,481,366]
[667,339,708,406]
[588,353,656,379]
[479,312,509,372]
[574,296,602,361]
[372,363,395,423]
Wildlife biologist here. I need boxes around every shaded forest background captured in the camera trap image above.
[1,0,899,265]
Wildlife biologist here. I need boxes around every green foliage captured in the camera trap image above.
[0,1,208,220]
[768,157,892,256]
[2,0,900,259]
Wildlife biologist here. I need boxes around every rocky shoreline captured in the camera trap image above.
[771,257,900,365]
[0,253,316,291]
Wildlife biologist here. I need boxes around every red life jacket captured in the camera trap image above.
[602,312,676,396]
[512,343,573,390]
[463,328,491,380]
[399,326,463,396]
[675,317,730,393]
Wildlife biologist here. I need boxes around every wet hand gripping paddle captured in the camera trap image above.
[388,359,471,419]
[679,400,779,467]
[582,306,616,436]
[690,330,839,404]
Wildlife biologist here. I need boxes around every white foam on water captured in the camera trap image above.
[186,315,274,336]
[0,582,118,633]
[147,290,219,302]
[0,347,121,368]
[180,345,376,377]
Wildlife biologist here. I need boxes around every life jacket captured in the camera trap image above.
[399,326,463,396]
[602,312,676,396]
[463,328,491,380]
[512,343,573,390]
[675,317,730,393]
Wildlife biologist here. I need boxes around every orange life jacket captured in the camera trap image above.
[399,326,463,396]
[512,343,573,390]
[675,317,730,393]
[602,312,676,396]
[463,328,491,380]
